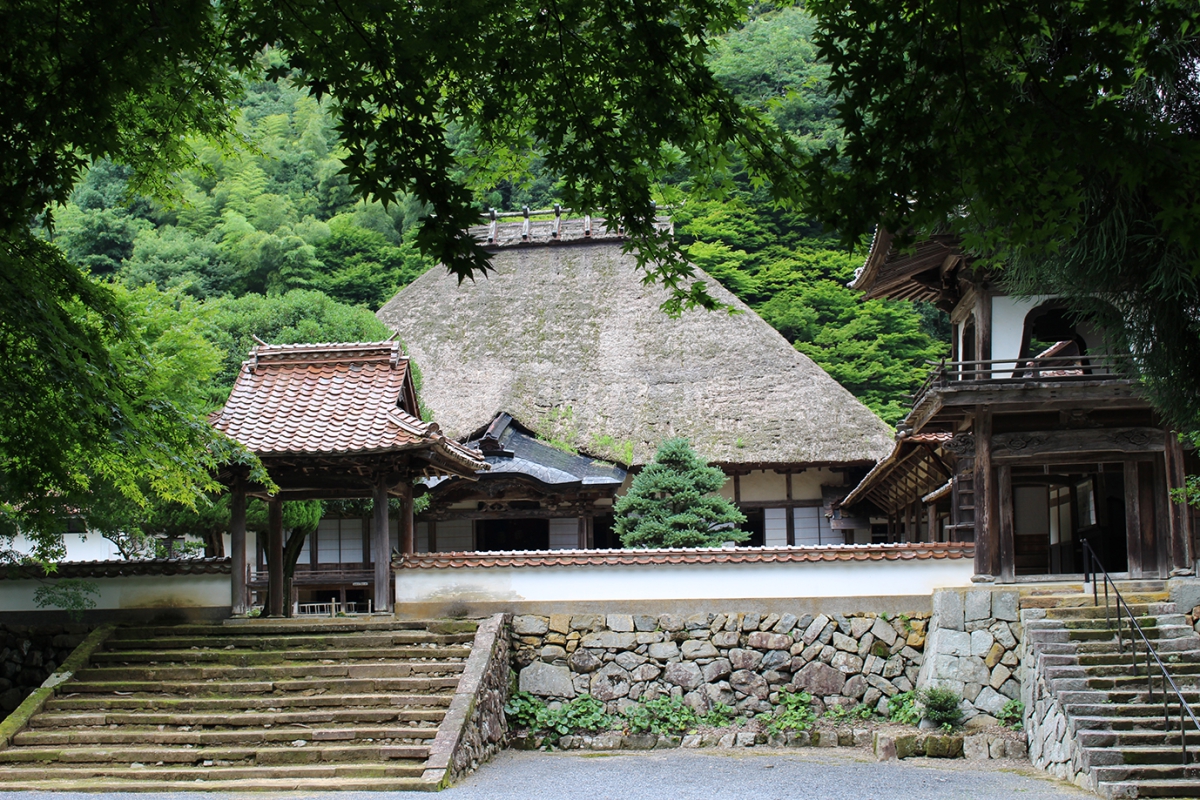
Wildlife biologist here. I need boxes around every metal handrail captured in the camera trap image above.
[1082,539,1200,765]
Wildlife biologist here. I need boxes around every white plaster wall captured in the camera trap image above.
[740,471,786,502]
[791,468,836,500]
[0,573,231,612]
[992,295,1053,367]
[12,532,120,561]
[394,556,973,604]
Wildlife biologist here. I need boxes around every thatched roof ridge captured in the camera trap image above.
[378,232,894,467]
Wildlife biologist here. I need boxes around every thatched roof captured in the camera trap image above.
[377,222,894,467]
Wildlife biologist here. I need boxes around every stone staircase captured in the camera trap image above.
[0,618,477,791]
[1022,581,1200,799]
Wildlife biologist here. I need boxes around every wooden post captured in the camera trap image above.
[927,503,938,543]
[998,465,1015,583]
[975,407,996,577]
[399,482,415,556]
[1124,461,1144,578]
[230,483,248,616]
[267,497,284,618]
[975,286,992,373]
[577,516,587,549]
[373,476,391,614]
[1141,461,1161,578]
[785,473,795,546]
[1165,432,1193,574]
[428,520,438,553]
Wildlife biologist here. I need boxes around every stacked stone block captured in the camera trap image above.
[916,588,1022,718]
[513,610,928,718]
[0,624,91,714]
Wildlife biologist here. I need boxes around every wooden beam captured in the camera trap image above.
[372,476,391,614]
[975,406,996,577]
[1141,461,1161,578]
[230,484,248,616]
[998,465,1015,582]
[268,498,284,618]
[1165,432,1193,574]
[1125,461,1144,578]
[991,428,1166,463]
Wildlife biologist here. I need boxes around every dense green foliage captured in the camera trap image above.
[615,438,748,549]
[801,0,1200,430]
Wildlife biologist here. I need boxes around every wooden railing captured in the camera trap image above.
[1082,539,1200,766]
[911,354,1130,404]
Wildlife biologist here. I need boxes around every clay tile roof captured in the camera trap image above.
[0,557,232,580]
[395,542,972,569]
[211,340,484,472]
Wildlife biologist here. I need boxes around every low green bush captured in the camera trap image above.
[762,689,816,735]
[997,699,1025,730]
[623,696,699,736]
[887,691,921,725]
[919,687,964,729]
[504,692,617,735]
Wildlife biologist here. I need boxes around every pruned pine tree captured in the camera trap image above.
[615,438,747,549]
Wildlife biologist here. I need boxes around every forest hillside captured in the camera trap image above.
[47,6,946,428]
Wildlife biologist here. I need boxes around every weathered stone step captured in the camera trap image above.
[1097,777,1200,798]
[1077,650,1200,667]
[1044,604,1177,621]
[1067,625,1194,642]
[0,776,435,792]
[109,619,473,638]
[104,632,475,652]
[46,692,453,712]
[0,762,428,781]
[13,725,439,747]
[1071,707,1200,725]
[29,707,446,728]
[1070,690,1200,706]
[66,676,460,695]
[1084,674,1200,691]
[1092,763,1200,786]
[1087,745,1200,767]
[1078,729,1200,749]
[1046,663,1200,680]
[75,658,467,681]
[0,743,429,764]
[1062,616,1186,631]
[1022,591,1169,609]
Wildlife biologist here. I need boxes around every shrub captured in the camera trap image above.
[763,690,816,735]
[504,692,617,735]
[919,687,964,729]
[887,691,921,725]
[997,699,1025,730]
[701,702,736,728]
[623,696,699,736]
[824,702,875,722]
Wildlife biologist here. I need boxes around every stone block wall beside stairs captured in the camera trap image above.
[1019,580,1200,798]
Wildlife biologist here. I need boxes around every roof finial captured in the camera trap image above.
[251,334,268,346]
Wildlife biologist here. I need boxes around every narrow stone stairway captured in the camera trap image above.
[0,618,476,791]
[1022,581,1200,799]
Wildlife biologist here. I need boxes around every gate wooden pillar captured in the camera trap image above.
[230,482,248,615]
[1165,432,1194,575]
[974,406,998,578]
[267,497,284,617]
[373,476,391,614]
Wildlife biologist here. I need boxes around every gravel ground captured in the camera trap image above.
[0,749,1094,800]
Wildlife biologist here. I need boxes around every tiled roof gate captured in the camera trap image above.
[211,340,486,617]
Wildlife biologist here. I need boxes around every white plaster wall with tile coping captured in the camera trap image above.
[0,572,231,612]
[394,556,973,605]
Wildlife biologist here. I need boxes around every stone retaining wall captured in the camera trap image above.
[0,624,93,715]
[513,610,929,717]
[915,588,1023,719]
